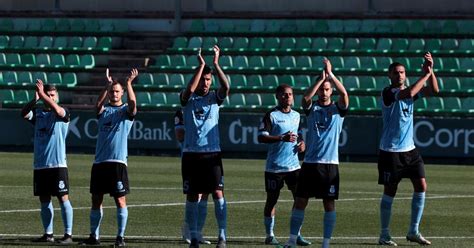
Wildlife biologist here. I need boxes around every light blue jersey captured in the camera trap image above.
[379,87,421,152]
[94,104,134,165]
[28,108,70,170]
[258,107,301,173]
[181,90,223,153]
[303,101,346,164]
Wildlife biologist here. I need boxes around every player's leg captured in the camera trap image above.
[186,193,200,247]
[197,193,210,244]
[87,193,104,243]
[406,177,431,245]
[114,195,128,246]
[34,195,54,242]
[32,169,54,242]
[212,189,227,247]
[264,190,280,244]
[56,194,73,244]
[321,199,336,248]
[287,171,311,246]
[285,197,309,246]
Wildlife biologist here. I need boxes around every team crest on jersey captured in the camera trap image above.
[58,180,65,189]
[329,185,335,194]
[174,116,180,125]
[117,181,124,190]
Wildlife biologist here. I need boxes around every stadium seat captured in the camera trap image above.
[83,36,98,50]
[0,35,8,48]
[14,90,30,104]
[17,71,32,85]
[265,20,281,33]
[218,37,233,49]
[189,19,204,32]
[0,19,14,31]
[392,38,409,50]
[233,55,249,68]
[248,56,264,68]
[311,37,327,50]
[442,58,460,70]
[33,72,47,82]
[97,37,112,51]
[327,37,344,50]
[72,19,87,32]
[348,95,360,110]
[229,74,247,89]
[360,57,377,69]
[344,56,360,69]
[438,77,461,92]
[344,38,360,50]
[169,74,185,88]
[359,38,376,50]
[264,37,280,50]
[280,37,296,50]
[441,20,458,34]
[280,56,296,68]
[9,36,24,48]
[262,75,279,88]
[443,97,462,110]
[376,38,392,51]
[461,97,474,110]
[2,71,17,85]
[20,53,35,67]
[250,20,265,32]
[219,55,233,67]
[23,36,38,48]
[409,20,425,34]
[47,72,62,85]
[150,92,167,106]
[279,75,294,86]
[392,20,409,33]
[41,19,56,32]
[294,75,311,89]
[170,55,186,67]
[261,93,277,106]
[441,38,459,50]
[202,37,218,48]
[38,36,53,49]
[459,77,474,92]
[359,76,376,90]
[423,97,444,112]
[136,92,151,105]
[173,37,187,49]
[281,20,297,33]
[166,92,181,107]
[425,39,442,51]
[460,58,474,70]
[313,20,329,33]
[63,72,77,87]
[360,20,376,33]
[328,20,344,33]
[296,20,313,33]
[295,37,312,49]
[228,93,246,108]
[425,20,443,34]
[68,36,83,50]
[296,56,312,68]
[246,75,263,88]
[459,39,473,51]
[153,73,169,87]
[245,93,262,108]
[0,89,14,104]
[80,54,95,68]
[408,38,425,52]
[234,20,250,33]
[155,55,171,67]
[249,37,264,50]
[358,96,377,110]
[138,73,153,86]
[375,20,392,33]
[53,36,68,50]
[35,54,50,67]
[233,37,249,49]
[187,36,202,49]
[342,76,359,90]
[374,77,389,90]
[56,19,70,32]
[6,53,21,65]
[50,54,65,68]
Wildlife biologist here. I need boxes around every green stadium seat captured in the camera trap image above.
[17,71,32,85]
[328,20,344,33]
[204,20,219,32]
[150,92,166,106]
[262,75,279,88]
[167,92,181,107]
[443,97,461,110]
[80,54,95,69]
[53,36,68,50]
[153,73,169,87]
[376,38,392,51]
[169,74,185,88]
[374,76,389,90]
[441,38,459,50]
[342,76,359,90]
[245,93,262,108]
[229,74,247,89]
[36,53,51,67]
[281,20,297,33]
[233,37,249,49]
[6,53,21,65]
[189,19,204,32]
[279,75,294,86]
[233,55,248,68]
[9,36,24,48]
[229,93,245,108]
[280,56,296,68]
[344,56,360,69]
[170,55,186,67]
[155,55,170,67]
[407,57,423,70]
[328,56,344,69]
[65,54,80,67]
[311,56,326,69]
[68,36,83,50]
[375,20,392,33]
[313,20,329,32]
[47,72,62,85]
[218,37,233,49]
[344,38,360,50]
[358,96,377,111]
[442,57,460,70]
[202,37,218,48]
[0,19,14,31]
[0,53,6,65]
[185,54,198,67]
[250,20,265,32]
[14,90,30,104]
[295,37,311,49]
[27,20,41,31]
[348,95,360,110]
[264,56,280,68]
[294,75,311,89]
[264,37,280,50]
[136,92,151,105]
[360,57,377,69]
[359,76,376,90]
[327,37,344,50]
[33,72,47,82]
[425,39,441,51]
[265,20,281,33]
[0,89,14,104]
[414,97,426,110]
[41,19,56,32]
[23,36,38,48]
[0,35,8,48]
[311,37,327,50]
[249,37,264,50]
[439,77,460,92]
[56,19,70,32]
[280,37,296,49]
[83,36,97,50]
[424,97,444,111]
[461,97,474,109]
[409,20,425,34]
[392,20,409,33]
[425,20,442,34]
[344,19,361,32]
[459,39,473,51]
[20,53,35,67]
[247,75,262,88]
[441,20,458,34]
[234,20,250,33]
[296,56,311,68]
[138,73,153,86]
[359,38,376,50]
[459,77,474,92]
[261,93,277,106]
[360,20,376,33]
[3,71,17,85]
[460,58,474,70]
[97,37,112,51]
[51,54,66,68]
[99,20,115,32]
[173,37,187,49]
[249,56,264,68]
[63,72,77,86]
[219,20,234,33]
[219,55,233,68]
[296,20,313,33]
[72,19,87,32]
[408,38,425,52]
[392,38,409,50]
[38,36,53,49]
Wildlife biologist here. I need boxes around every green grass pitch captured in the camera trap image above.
[0,152,473,247]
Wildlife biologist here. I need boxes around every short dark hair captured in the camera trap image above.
[275,84,292,95]
[388,62,405,73]
[43,84,57,92]
[110,80,123,89]
[202,65,213,75]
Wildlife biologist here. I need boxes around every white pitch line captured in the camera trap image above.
[0,233,473,240]
[1,195,473,214]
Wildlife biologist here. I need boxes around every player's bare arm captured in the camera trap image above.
[96,68,114,115]
[398,59,432,100]
[325,59,349,109]
[421,52,440,97]
[213,45,230,99]
[181,48,206,103]
[302,61,327,109]
[35,79,65,117]
[126,68,138,116]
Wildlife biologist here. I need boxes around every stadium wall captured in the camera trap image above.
[0,0,472,14]
[1,109,473,160]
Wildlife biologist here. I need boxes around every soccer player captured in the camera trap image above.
[175,109,211,245]
[21,80,73,244]
[257,84,310,246]
[280,58,348,248]
[377,52,439,246]
[80,68,138,247]
[181,45,229,248]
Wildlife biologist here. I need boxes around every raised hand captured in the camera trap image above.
[323,58,332,75]
[213,45,220,65]
[197,48,205,65]
[35,79,45,99]
[423,52,434,73]
[127,68,139,83]
[106,68,113,84]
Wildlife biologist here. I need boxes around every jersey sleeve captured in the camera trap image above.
[303,99,313,116]
[382,87,397,106]
[258,111,273,137]
[58,107,71,123]
[215,90,225,106]
[336,102,348,117]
